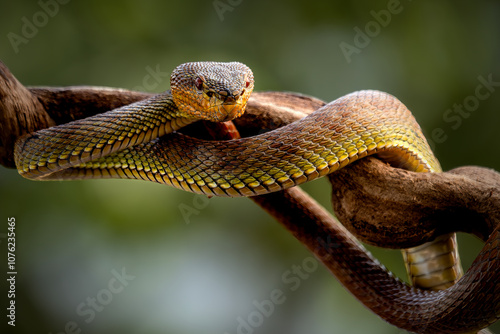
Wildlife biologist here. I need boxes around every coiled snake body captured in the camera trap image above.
[14,62,497,333]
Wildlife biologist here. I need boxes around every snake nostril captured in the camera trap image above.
[231,89,244,100]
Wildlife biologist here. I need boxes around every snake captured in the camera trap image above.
[13,61,495,332]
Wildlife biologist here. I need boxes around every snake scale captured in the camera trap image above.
[13,62,497,333]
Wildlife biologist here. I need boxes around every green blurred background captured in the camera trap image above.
[1,1,500,333]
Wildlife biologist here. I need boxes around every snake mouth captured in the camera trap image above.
[209,101,246,122]
[199,89,249,122]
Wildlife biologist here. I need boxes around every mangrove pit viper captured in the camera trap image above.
[13,62,494,333]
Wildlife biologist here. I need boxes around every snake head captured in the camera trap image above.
[170,61,254,122]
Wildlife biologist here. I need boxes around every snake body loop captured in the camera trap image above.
[14,62,474,331]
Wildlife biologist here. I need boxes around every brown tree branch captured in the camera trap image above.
[0,62,55,167]
[329,158,500,247]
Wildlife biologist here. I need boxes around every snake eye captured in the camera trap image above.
[195,77,203,90]
[245,80,251,88]
[206,91,214,98]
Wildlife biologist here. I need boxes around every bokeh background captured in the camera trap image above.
[1,1,500,333]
